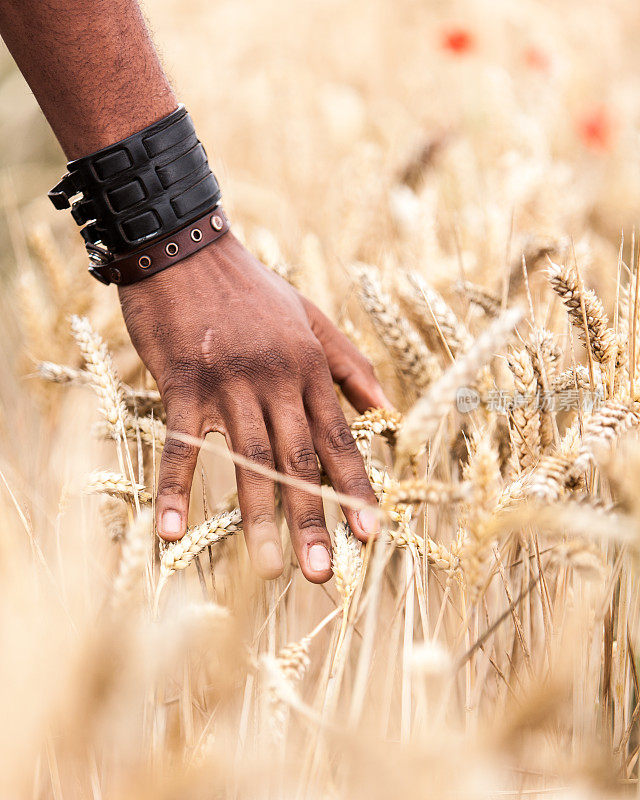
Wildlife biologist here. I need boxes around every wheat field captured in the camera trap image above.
[3,0,640,797]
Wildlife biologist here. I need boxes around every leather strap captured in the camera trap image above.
[48,105,221,254]
[89,207,230,286]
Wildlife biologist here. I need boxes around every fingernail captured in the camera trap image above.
[357,508,380,537]
[161,510,183,537]
[258,541,283,575]
[308,543,331,573]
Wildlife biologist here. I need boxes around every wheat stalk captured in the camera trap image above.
[112,510,152,611]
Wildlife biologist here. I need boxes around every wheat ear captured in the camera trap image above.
[98,413,167,449]
[38,361,165,418]
[350,407,402,456]
[355,263,440,395]
[454,280,501,317]
[268,636,312,740]
[382,478,470,507]
[159,507,243,581]
[575,401,640,471]
[27,225,70,301]
[552,366,593,393]
[70,316,128,429]
[526,329,560,450]
[547,260,616,367]
[37,361,93,386]
[332,523,363,608]
[252,226,297,285]
[460,430,502,599]
[526,455,578,503]
[396,308,522,466]
[100,497,129,542]
[402,271,471,355]
[84,470,152,505]
[507,347,542,471]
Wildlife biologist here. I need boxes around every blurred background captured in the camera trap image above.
[2,1,640,797]
[3,0,640,279]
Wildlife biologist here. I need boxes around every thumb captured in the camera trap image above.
[156,402,202,541]
[300,296,393,413]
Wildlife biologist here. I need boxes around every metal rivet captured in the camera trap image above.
[210,214,223,231]
[190,228,203,242]
[109,268,122,284]
[165,242,179,257]
[138,255,152,269]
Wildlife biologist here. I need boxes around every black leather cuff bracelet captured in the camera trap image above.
[48,104,224,282]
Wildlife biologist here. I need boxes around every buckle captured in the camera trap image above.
[71,198,97,226]
[86,243,113,284]
[88,265,112,285]
[48,173,79,210]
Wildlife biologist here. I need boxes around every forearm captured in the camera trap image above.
[0,0,176,158]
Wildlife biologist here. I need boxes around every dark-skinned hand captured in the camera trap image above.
[119,232,390,583]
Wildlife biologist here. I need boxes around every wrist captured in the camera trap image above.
[62,92,179,160]
[100,206,230,286]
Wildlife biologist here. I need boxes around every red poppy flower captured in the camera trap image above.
[441,27,475,55]
[524,46,550,72]
[577,106,614,151]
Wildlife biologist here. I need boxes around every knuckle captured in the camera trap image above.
[325,420,359,455]
[295,509,326,531]
[285,444,319,477]
[157,477,189,497]
[160,362,204,400]
[246,509,276,527]
[242,439,275,469]
[341,469,375,497]
[300,341,327,373]
[162,436,198,464]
